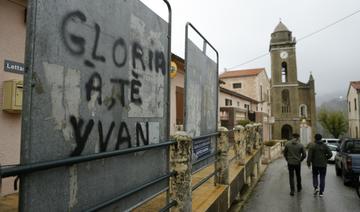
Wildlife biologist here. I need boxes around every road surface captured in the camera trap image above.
[242,159,360,212]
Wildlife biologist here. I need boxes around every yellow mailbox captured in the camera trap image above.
[2,80,23,113]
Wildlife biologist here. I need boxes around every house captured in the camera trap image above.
[219,86,258,130]
[169,54,185,135]
[219,68,272,141]
[347,81,360,138]
[0,0,26,195]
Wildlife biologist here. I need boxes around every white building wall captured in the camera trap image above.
[348,86,360,138]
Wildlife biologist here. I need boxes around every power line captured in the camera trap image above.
[297,8,360,41]
[227,52,269,70]
[227,8,360,70]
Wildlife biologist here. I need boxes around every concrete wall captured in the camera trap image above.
[0,0,26,195]
[348,85,360,138]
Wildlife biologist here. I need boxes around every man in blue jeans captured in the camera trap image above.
[307,134,332,197]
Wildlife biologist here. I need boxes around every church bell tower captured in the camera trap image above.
[270,22,300,140]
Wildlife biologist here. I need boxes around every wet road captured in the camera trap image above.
[242,159,360,212]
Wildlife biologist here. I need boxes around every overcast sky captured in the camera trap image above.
[143,0,360,99]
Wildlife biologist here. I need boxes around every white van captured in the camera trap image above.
[322,138,340,147]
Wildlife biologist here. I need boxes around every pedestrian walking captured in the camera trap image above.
[283,133,307,196]
[307,133,332,197]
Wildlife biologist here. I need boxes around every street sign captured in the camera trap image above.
[21,0,170,211]
[4,60,24,74]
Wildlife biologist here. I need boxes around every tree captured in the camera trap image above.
[318,107,348,138]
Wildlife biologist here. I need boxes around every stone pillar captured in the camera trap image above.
[255,123,264,149]
[245,124,252,154]
[234,125,246,165]
[252,163,258,182]
[169,131,192,212]
[258,124,263,146]
[257,156,262,176]
[215,127,229,185]
[254,124,260,149]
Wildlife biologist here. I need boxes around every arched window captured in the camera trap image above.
[299,104,308,117]
[356,126,359,138]
[281,89,290,113]
[355,98,357,111]
[349,101,351,112]
[281,62,288,83]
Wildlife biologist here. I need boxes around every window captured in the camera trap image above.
[349,101,351,112]
[281,62,288,83]
[233,83,242,89]
[244,104,249,110]
[281,89,290,113]
[356,126,359,138]
[225,98,232,106]
[299,104,307,117]
[355,98,357,111]
[344,140,360,154]
[260,85,263,101]
[237,101,240,107]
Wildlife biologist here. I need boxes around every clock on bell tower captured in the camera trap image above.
[270,21,298,85]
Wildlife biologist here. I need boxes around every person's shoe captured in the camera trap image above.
[290,191,294,196]
[313,188,319,196]
[319,192,324,197]
[297,186,302,192]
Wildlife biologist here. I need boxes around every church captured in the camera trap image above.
[270,22,316,142]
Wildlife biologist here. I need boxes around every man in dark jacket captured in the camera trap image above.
[283,133,307,196]
[307,134,332,197]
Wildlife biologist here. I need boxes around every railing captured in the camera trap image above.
[1,123,263,211]
[0,141,177,211]
[191,132,219,190]
[0,141,175,178]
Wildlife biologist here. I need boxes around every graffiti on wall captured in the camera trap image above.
[48,10,168,156]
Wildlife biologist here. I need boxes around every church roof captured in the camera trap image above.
[274,21,289,32]
[350,81,360,90]
[220,68,264,79]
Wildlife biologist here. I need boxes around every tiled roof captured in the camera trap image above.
[220,87,259,103]
[351,81,360,90]
[219,68,264,79]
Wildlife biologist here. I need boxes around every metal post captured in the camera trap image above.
[215,127,229,185]
[169,131,192,212]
